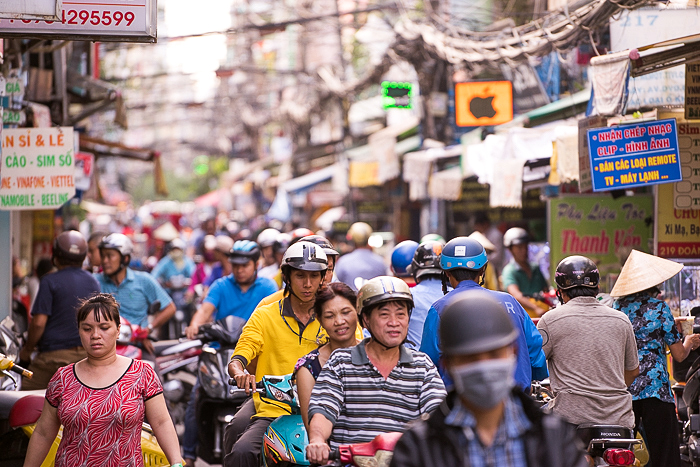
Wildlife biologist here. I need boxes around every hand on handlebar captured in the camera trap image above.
[233,372,257,394]
[306,441,331,465]
[185,324,199,340]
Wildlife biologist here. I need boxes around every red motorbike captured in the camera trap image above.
[325,432,402,467]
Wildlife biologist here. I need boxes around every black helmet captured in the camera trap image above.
[408,241,444,280]
[53,230,88,264]
[440,288,518,356]
[554,255,600,290]
[229,240,261,265]
[503,227,529,248]
[300,235,339,257]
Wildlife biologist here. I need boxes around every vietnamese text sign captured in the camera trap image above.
[0,127,75,210]
[0,0,156,43]
[587,118,682,191]
[661,111,700,209]
[549,194,653,290]
[687,63,700,121]
[657,182,700,258]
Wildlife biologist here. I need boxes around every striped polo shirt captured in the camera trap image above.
[308,339,446,448]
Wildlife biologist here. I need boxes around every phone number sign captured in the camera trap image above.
[0,0,156,43]
[587,118,682,192]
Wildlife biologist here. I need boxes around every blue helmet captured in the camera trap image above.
[229,240,260,265]
[440,237,488,271]
[391,240,419,278]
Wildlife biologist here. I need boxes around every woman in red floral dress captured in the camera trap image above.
[24,293,183,467]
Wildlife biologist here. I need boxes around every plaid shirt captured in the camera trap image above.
[444,395,531,467]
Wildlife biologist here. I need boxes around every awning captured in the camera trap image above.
[632,33,700,77]
[282,164,337,193]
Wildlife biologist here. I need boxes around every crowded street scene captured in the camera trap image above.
[1,0,700,466]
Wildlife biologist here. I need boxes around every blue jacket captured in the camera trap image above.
[419,280,548,390]
[407,278,445,350]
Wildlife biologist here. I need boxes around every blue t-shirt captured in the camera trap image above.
[420,280,548,390]
[204,275,278,321]
[335,248,388,291]
[96,268,173,327]
[406,278,446,350]
[151,255,195,290]
[32,267,101,352]
[614,293,681,403]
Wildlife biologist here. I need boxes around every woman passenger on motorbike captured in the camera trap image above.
[611,251,700,467]
[294,282,361,430]
[23,293,183,467]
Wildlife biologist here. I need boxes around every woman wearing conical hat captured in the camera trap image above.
[611,250,700,467]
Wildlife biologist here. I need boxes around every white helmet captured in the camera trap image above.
[257,228,281,248]
[281,241,328,272]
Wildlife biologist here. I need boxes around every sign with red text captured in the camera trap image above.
[0,127,75,210]
[587,118,682,191]
[0,0,156,43]
[657,182,700,258]
[549,194,653,289]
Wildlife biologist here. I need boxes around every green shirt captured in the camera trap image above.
[501,260,548,296]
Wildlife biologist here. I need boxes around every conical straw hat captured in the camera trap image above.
[468,231,496,253]
[610,249,683,297]
[152,221,179,242]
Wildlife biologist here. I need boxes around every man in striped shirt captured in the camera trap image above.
[306,276,446,464]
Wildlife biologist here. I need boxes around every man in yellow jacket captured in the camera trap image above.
[224,241,329,467]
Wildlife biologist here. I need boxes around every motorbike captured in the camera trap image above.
[195,315,249,464]
[0,316,26,391]
[325,432,403,467]
[526,290,559,319]
[230,374,309,467]
[679,332,700,467]
[530,380,642,466]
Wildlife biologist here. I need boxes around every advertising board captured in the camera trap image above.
[0,0,156,43]
[0,127,76,210]
[587,118,682,191]
[0,0,61,21]
[549,194,653,290]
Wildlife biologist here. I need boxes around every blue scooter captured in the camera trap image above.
[231,374,309,467]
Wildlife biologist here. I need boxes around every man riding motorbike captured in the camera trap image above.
[95,233,176,353]
[536,255,639,427]
[306,276,446,465]
[224,241,329,467]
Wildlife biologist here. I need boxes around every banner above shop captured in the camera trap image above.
[587,118,682,191]
[0,0,156,43]
[656,182,700,258]
[0,0,60,21]
[549,194,653,292]
[0,127,75,210]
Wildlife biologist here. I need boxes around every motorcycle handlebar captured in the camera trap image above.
[8,361,32,379]
[227,377,264,395]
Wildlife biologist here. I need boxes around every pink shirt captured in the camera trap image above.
[46,359,163,467]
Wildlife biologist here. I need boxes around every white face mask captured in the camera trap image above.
[449,356,517,409]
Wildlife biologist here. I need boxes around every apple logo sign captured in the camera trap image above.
[469,95,497,119]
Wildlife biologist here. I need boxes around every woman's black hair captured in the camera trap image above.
[313,282,357,318]
[77,293,120,324]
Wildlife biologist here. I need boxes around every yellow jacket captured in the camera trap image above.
[256,289,285,309]
[233,298,325,418]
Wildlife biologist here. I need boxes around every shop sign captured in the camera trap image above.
[587,118,682,191]
[0,127,75,210]
[664,113,700,209]
[0,0,61,21]
[455,81,513,127]
[3,78,23,96]
[2,109,24,125]
[0,0,156,43]
[549,194,653,288]
[578,115,607,193]
[686,63,700,121]
[656,183,700,258]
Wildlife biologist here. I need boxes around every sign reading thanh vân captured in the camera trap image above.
[0,127,75,210]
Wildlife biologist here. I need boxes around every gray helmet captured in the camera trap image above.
[440,288,518,357]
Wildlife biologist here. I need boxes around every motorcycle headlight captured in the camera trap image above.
[199,355,225,399]
[118,324,132,345]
